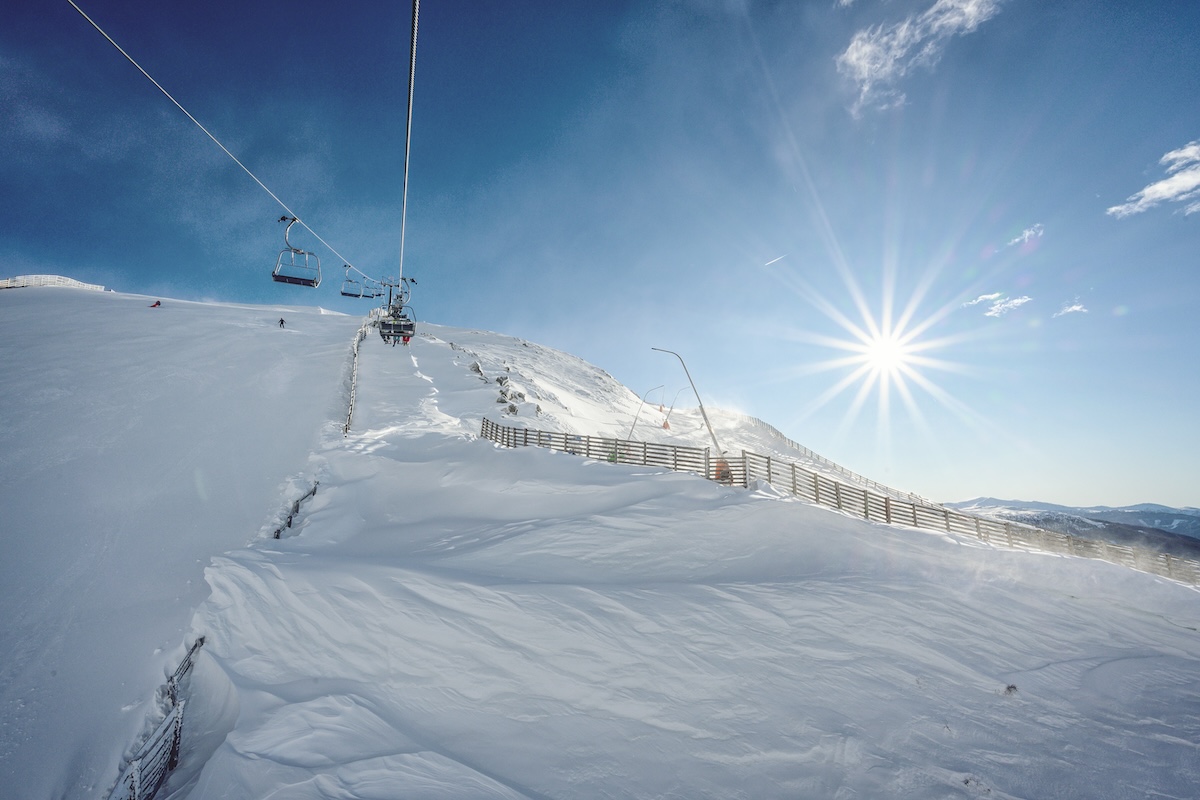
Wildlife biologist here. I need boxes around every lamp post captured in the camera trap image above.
[627,385,664,440]
[663,386,687,427]
[651,348,723,457]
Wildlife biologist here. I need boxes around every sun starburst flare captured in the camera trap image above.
[764,257,990,446]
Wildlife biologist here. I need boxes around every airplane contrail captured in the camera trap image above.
[764,254,787,267]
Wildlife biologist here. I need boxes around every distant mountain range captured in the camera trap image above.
[947,498,1200,559]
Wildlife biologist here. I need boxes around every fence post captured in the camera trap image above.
[813,474,821,505]
[884,496,892,524]
[791,463,797,496]
[168,701,185,771]
[834,482,842,510]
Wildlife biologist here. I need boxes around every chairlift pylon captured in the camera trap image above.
[271,216,321,288]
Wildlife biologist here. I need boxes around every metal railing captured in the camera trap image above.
[107,637,204,800]
[481,419,1200,587]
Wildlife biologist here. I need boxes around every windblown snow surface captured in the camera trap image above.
[2,287,1199,799]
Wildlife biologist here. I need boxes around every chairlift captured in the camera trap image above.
[379,302,417,346]
[340,266,383,299]
[271,216,321,288]
[379,310,417,345]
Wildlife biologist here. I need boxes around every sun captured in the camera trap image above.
[763,255,984,442]
[860,330,913,379]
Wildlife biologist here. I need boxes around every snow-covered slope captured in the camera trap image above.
[0,288,362,798]
[3,288,1200,800]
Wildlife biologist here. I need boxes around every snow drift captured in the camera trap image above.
[2,287,1199,800]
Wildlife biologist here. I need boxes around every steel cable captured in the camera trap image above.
[66,0,372,281]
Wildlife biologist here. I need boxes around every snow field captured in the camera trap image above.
[1,288,1199,799]
[181,328,1200,799]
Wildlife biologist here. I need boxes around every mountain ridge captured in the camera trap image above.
[948,497,1200,557]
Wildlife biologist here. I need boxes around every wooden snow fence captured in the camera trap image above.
[343,323,370,435]
[481,418,1200,587]
[106,638,204,800]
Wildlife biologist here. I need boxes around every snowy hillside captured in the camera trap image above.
[3,287,1200,800]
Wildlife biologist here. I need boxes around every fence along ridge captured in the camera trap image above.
[480,418,1200,587]
[0,273,107,291]
[719,409,936,507]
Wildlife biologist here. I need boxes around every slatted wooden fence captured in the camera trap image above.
[106,638,204,800]
[481,418,1200,586]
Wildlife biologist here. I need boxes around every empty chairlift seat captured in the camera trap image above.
[271,216,321,288]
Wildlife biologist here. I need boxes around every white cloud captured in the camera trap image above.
[836,0,1003,115]
[1053,301,1087,318]
[962,292,1002,307]
[1107,140,1200,218]
[1007,223,1044,247]
[984,296,1031,317]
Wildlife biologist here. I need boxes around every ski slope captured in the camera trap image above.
[0,288,362,798]
[2,287,1199,799]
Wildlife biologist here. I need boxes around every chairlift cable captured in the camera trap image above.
[397,0,420,284]
[66,0,365,278]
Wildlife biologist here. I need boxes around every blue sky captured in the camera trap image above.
[3,0,1198,507]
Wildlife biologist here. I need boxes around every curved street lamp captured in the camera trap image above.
[663,386,688,428]
[627,384,664,440]
[651,348,723,457]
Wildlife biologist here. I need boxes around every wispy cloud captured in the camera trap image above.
[964,292,1030,317]
[963,292,1002,307]
[984,296,1031,317]
[1107,140,1200,218]
[1053,300,1087,318]
[836,0,1003,115]
[1007,223,1043,247]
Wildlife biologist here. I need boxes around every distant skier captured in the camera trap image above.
[149,300,161,308]
[279,318,285,328]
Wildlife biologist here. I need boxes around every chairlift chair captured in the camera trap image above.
[340,265,386,299]
[379,306,417,345]
[271,216,321,288]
